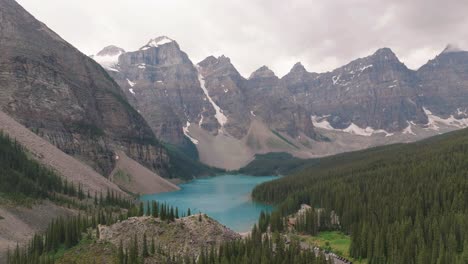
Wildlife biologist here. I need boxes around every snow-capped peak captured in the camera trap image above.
[140,36,174,50]
[91,45,125,72]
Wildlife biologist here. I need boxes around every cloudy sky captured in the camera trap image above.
[16,0,468,77]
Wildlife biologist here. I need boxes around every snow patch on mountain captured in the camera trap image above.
[197,66,228,127]
[140,36,174,50]
[183,122,199,145]
[199,114,204,127]
[359,64,373,72]
[311,115,334,130]
[402,121,416,135]
[129,88,135,95]
[92,52,123,72]
[343,123,393,137]
[127,79,135,87]
[312,115,393,137]
[423,107,468,130]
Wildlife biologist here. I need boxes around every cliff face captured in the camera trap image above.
[417,46,468,118]
[283,48,427,132]
[106,37,219,148]
[0,0,169,176]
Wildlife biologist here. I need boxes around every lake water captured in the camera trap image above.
[140,174,278,232]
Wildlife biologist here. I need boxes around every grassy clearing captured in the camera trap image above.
[296,231,366,264]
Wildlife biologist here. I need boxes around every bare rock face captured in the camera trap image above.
[417,46,468,118]
[246,66,317,139]
[197,56,250,138]
[0,0,169,176]
[283,48,427,132]
[105,37,219,147]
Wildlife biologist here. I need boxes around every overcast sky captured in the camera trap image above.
[16,0,468,77]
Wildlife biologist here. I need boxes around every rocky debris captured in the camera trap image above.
[0,201,76,262]
[99,215,241,258]
[110,150,179,195]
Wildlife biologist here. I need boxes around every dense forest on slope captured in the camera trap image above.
[236,152,311,176]
[252,129,468,264]
[163,143,224,179]
[0,131,67,200]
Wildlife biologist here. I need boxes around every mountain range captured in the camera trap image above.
[92,37,468,169]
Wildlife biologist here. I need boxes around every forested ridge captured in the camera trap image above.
[252,128,468,263]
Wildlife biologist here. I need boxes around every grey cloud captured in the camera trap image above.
[16,0,468,77]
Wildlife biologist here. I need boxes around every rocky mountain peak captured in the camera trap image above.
[290,62,307,74]
[96,45,125,57]
[140,36,175,50]
[199,55,232,68]
[372,47,398,61]
[249,66,277,79]
[92,45,125,71]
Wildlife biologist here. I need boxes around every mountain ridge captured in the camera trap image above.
[93,36,468,169]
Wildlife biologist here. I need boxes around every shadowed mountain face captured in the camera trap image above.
[0,0,172,176]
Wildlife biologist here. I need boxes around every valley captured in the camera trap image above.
[0,0,468,263]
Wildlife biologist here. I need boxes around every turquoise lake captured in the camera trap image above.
[140,174,278,232]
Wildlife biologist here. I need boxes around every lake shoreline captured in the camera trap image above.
[140,174,279,232]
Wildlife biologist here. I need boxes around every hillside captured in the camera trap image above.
[252,128,468,263]
[0,0,216,182]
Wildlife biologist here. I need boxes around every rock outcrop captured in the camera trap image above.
[99,215,241,258]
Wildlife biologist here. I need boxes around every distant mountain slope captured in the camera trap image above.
[252,127,468,263]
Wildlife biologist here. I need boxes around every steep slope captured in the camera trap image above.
[283,48,427,132]
[417,44,468,119]
[246,65,317,139]
[0,110,124,195]
[110,150,179,195]
[0,0,170,177]
[104,37,219,148]
[197,55,250,138]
